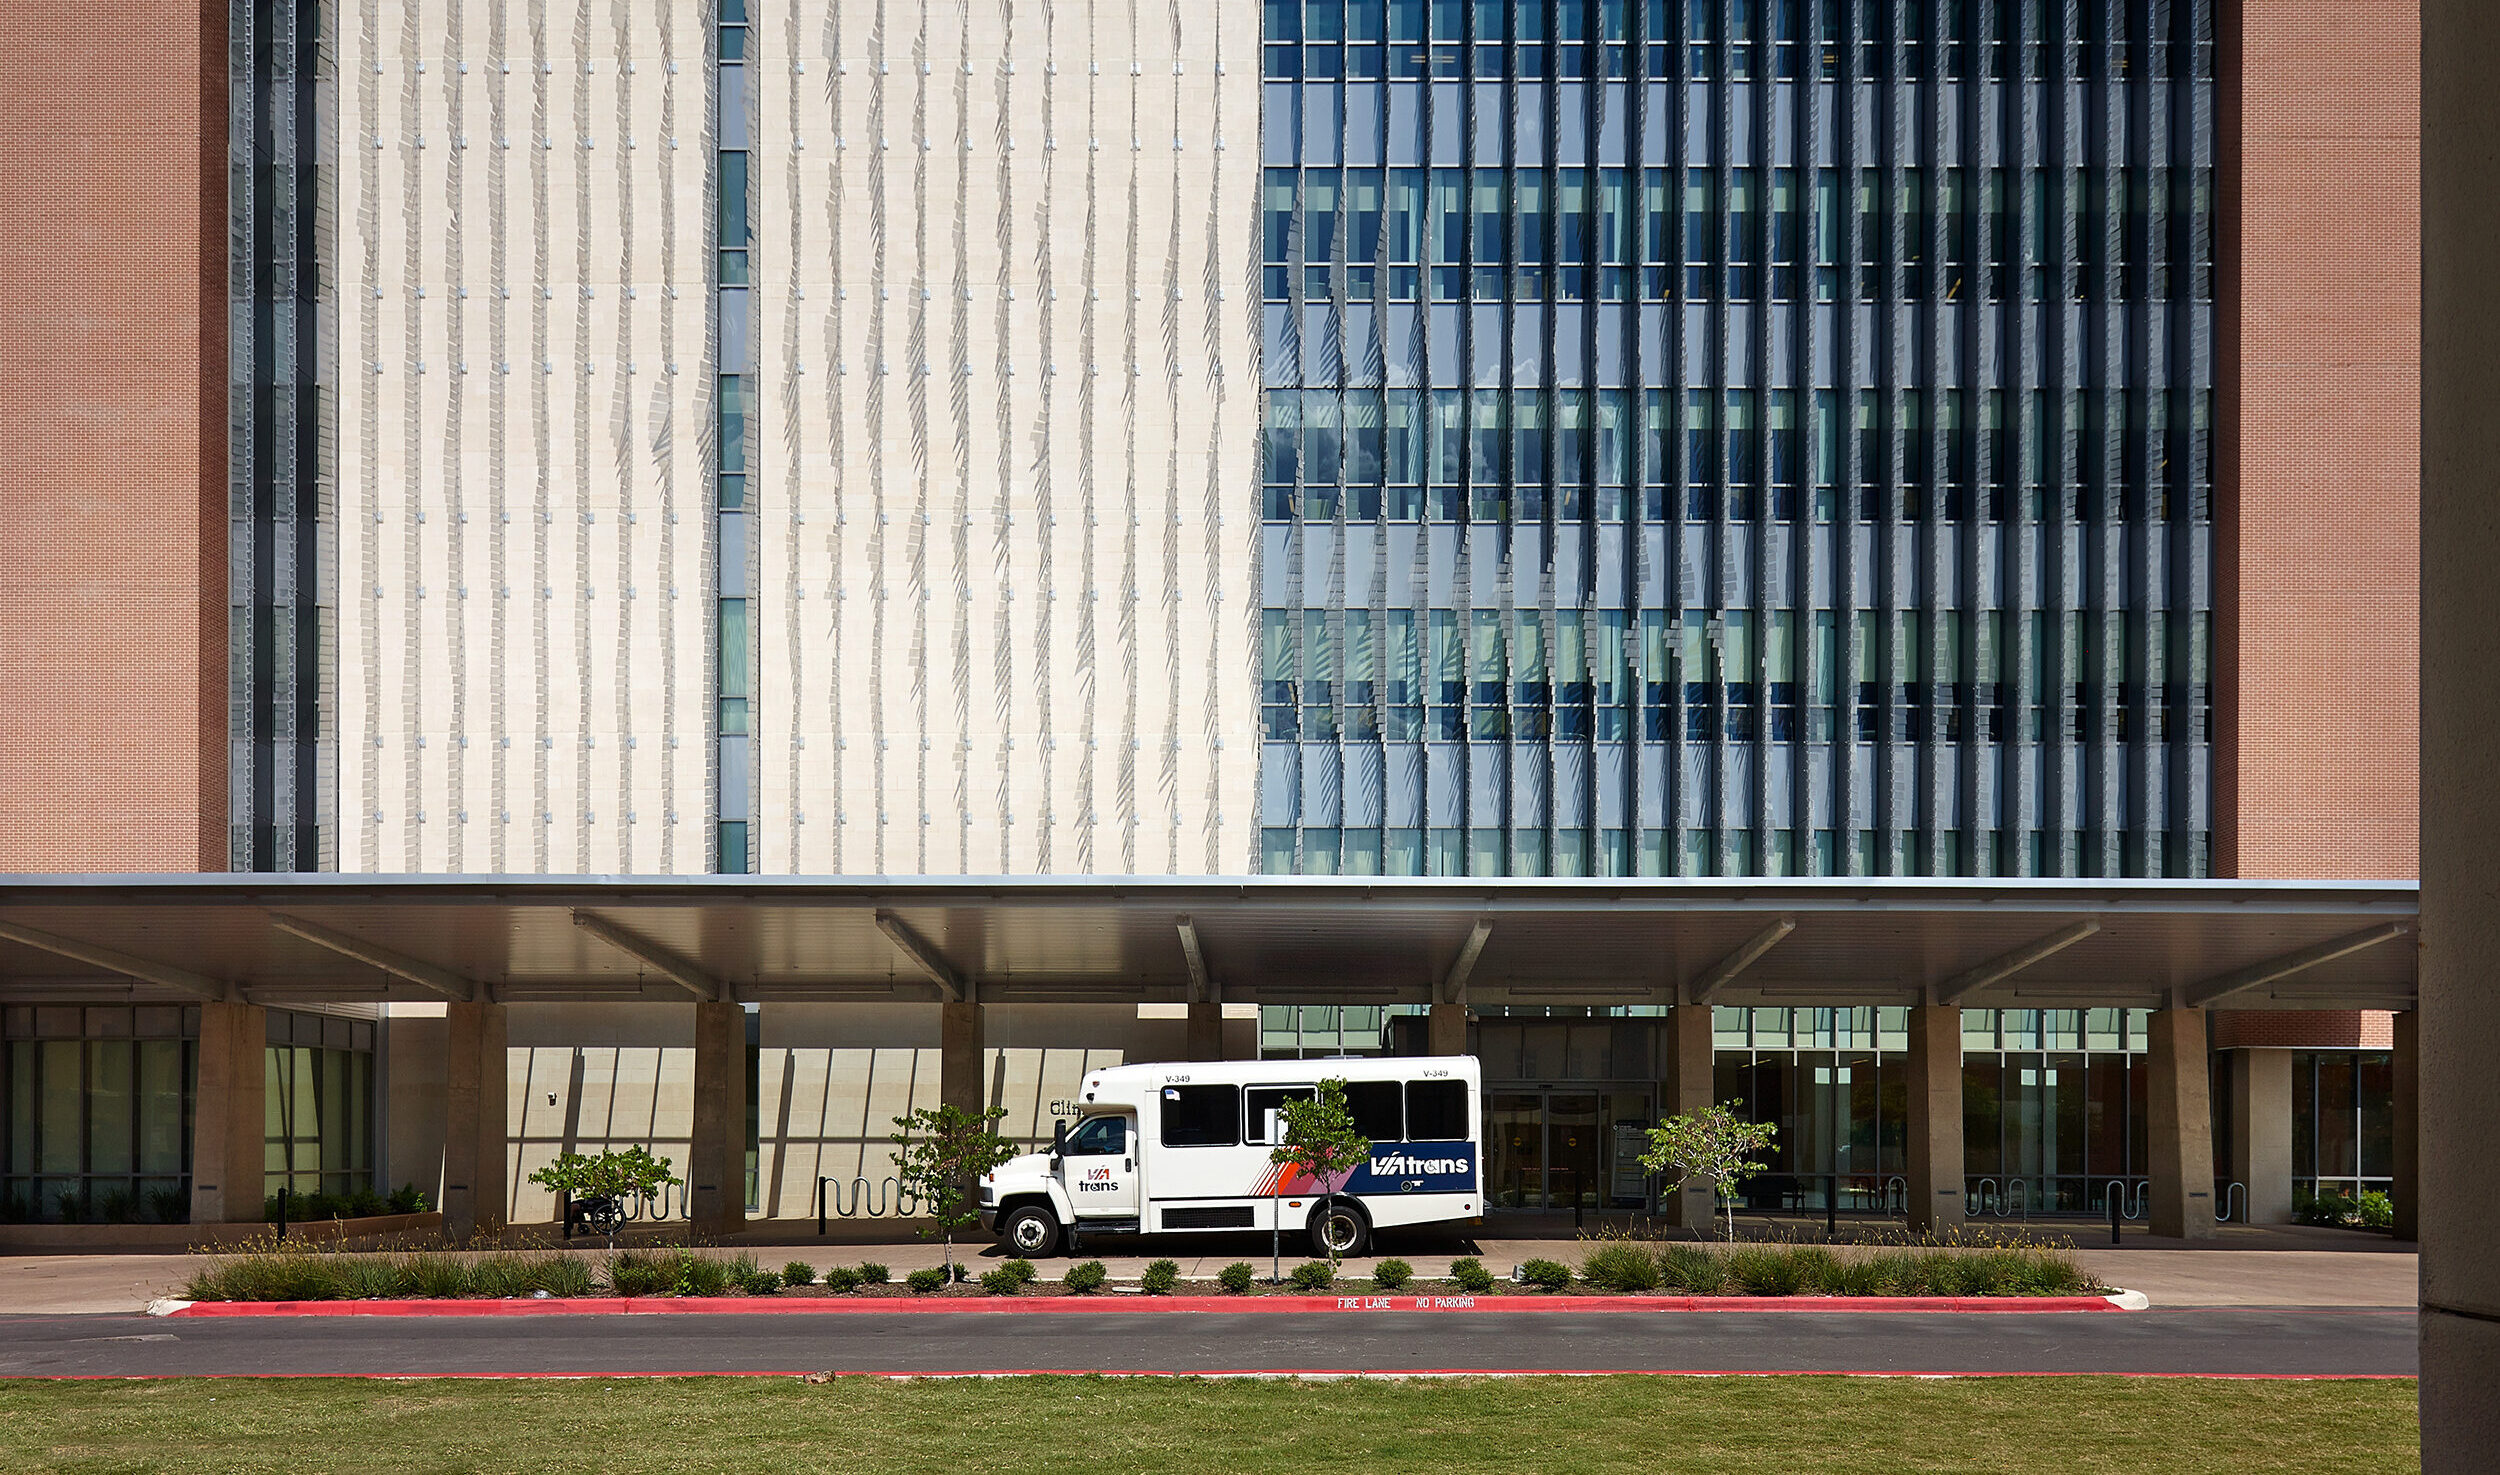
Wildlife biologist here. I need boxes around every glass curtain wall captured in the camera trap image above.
[714,0,757,871]
[1,1007,197,1224]
[1258,0,2217,880]
[2291,1050,2395,1200]
[262,1010,378,1202]
[229,0,339,870]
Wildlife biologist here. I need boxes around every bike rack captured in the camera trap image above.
[618,1181,690,1222]
[815,1176,922,1234]
[2104,1178,2148,1221]
[1962,1177,2032,1220]
[2216,1181,2247,1223]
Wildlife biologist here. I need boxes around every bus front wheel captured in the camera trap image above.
[1308,1201,1369,1259]
[1002,1204,1062,1258]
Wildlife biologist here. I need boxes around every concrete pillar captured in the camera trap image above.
[689,1001,747,1236]
[1659,1003,1715,1233]
[441,1002,508,1242]
[940,1002,985,1117]
[1427,1001,1469,1058]
[189,1002,266,1226]
[2146,1007,2217,1241]
[2425,2,2500,1460]
[1187,1001,1226,1061]
[1905,1005,1964,1234]
[2393,1010,2419,1243]
[2227,1048,2294,1226]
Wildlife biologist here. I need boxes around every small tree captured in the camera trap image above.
[890,1103,1017,1280]
[1270,1078,1373,1268]
[528,1146,681,1250]
[1640,1101,1778,1242]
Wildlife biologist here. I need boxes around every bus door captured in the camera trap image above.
[1060,1111,1139,1220]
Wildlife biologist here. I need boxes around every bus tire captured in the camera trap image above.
[1002,1203,1062,1258]
[1309,1200,1369,1259]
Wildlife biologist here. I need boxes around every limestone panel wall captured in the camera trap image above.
[338,0,718,874]
[752,0,1262,875]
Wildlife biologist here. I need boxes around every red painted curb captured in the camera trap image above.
[14,1369,2410,1383]
[165,1292,2128,1318]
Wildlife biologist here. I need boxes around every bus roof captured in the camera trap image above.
[1078,1055,1479,1101]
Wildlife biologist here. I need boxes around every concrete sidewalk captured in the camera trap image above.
[0,1231,2418,1315]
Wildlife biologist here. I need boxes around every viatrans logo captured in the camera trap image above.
[1368,1153,1468,1176]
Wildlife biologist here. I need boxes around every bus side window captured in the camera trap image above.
[1406,1079,1468,1140]
[1343,1080,1404,1142]
[1161,1084,1244,1147]
[1245,1085,1313,1145]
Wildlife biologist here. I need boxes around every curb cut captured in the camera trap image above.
[158,1291,2137,1318]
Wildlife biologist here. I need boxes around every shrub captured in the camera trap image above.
[1288,1260,1336,1291]
[411,1252,473,1299]
[1217,1262,1257,1294]
[1517,1258,1572,1292]
[540,1255,596,1297]
[999,1258,1038,1287]
[100,1189,138,1224]
[906,1267,949,1294]
[2358,1191,2396,1231]
[1371,1258,1413,1292]
[386,1183,430,1215]
[1658,1244,1726,1294]
[783,1261,818,1287]
[1064,1260,1108,1294]
[607,1251,675,1298]
[336,1254,413,1300]
[2295,1187,2356,1227]
[472,1252,544,1299]
[739,1268,784,1295]
[1449,1257,1496,1294]
[1141,1259,1180,1295]
[146,1187,188,1225]
[858,1262,891,1285]
[822,1265,863,1293]
[680,1253,734,1297]
[1784,1246,1841,1294]
[978,1266,1025,1295]
[1727,1245,1807,1296]
[1577,1242,1662,1294]
[1821,1252,1894,1297]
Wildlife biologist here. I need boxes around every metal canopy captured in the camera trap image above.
[0,874,2420,1013]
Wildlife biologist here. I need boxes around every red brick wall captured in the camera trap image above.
[2212,1010,2395,1051]
[0,0,226,872]
[2215,1,2420,881]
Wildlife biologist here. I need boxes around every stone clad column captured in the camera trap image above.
[441,1002,508,1241]
[189,1002,267,1226]
[2146,1007,2217,1241]
[1659,1003,1716,1233]
[940,1002,985,1117]
[2227,1048,2295,1226]
[1905,1005,1965,1234]
[1427,1001,1469,1057]
[689,1001,747,1235]
[1187,1002,1225,1061]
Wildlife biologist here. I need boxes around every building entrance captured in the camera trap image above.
[1485,1089,1653,1211]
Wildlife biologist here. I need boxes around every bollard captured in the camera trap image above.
[276,1186,287,1241]
[817,1178,828,1237]
[2109,1189,2122,1246]
[561,1192,572,1241]
[1826,1176,1839,1239]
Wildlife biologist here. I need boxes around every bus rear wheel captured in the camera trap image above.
[1308,1200,1369,1259]
[1002,1204,1062,1258]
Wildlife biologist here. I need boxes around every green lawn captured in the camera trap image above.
[0,1375,2417,1474]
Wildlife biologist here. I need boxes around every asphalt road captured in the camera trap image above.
[0,1309,2416,1379]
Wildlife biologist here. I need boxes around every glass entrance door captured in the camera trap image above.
[1487,1093,1544,1209]
[1486,1090,1654,1210]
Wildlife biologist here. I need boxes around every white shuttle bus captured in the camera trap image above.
[978,1055,1482,1258]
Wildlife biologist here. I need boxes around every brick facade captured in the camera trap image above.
[2216,0,2421,882]
[0,0,226,871]
[2212,1010,2395,1051]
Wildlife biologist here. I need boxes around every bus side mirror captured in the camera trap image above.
[1053,1120,1070,1152]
